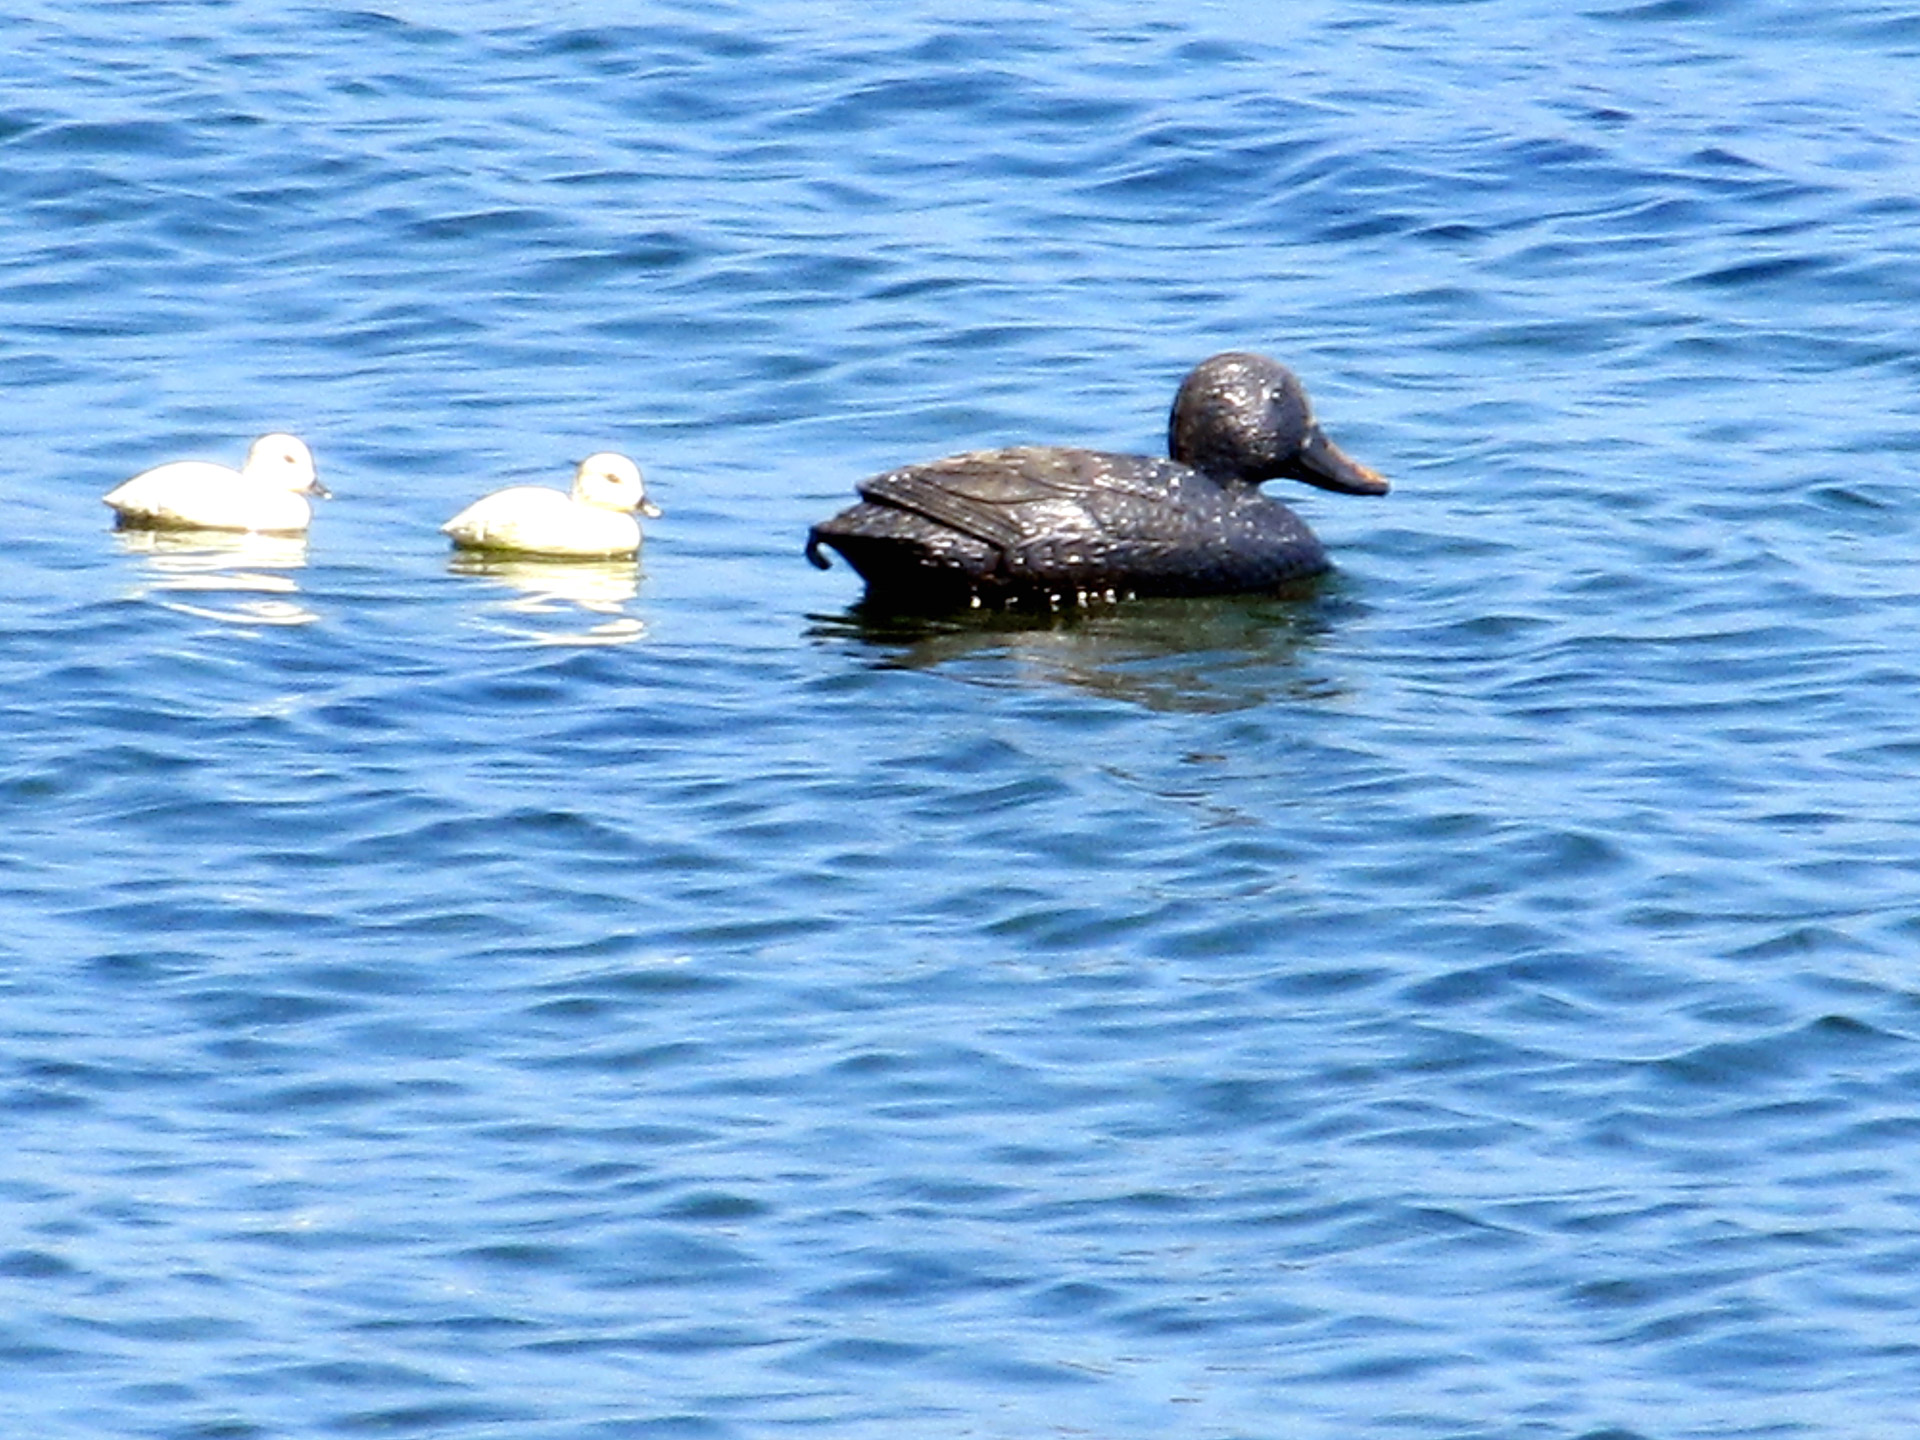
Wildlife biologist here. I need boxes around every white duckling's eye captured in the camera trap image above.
[573,453,646,510]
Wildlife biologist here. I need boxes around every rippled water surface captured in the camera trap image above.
[6,2,1920,1436]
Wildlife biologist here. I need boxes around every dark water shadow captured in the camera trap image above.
[806,577,1364,713]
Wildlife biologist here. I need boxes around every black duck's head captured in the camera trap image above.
[1168,352,1389,496]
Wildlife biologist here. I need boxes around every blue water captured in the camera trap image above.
[6,2,1920,1436]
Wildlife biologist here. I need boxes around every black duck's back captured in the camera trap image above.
[808,445,1328,603]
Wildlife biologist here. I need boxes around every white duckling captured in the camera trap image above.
[104,433,327,534]
[442,453,660,559]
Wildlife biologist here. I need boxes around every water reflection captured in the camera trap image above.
[112,527,319,627]
[808,587,1352,713]
[445,551,647,646]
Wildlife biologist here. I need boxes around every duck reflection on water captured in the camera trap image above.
[808,584,1362,715]
[113,526,319,628]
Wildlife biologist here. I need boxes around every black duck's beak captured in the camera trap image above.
[1286,423,1390,496]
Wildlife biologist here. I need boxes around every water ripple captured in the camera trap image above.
[6,2,1920,1438]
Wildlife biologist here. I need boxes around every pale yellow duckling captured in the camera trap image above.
[442,453,660,559]
[104,433,327,534]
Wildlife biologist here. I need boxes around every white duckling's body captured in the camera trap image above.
[104,433,326,534]
[442,453,659,559]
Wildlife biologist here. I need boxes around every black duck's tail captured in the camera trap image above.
[805,527,835,570]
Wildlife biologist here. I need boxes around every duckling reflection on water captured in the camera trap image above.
[807,352,1388,608]
[447,550,639,611]
[111,525,318,627]
[445,551,646,647]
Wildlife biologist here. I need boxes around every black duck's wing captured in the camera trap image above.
[858,447,1181,546]
[807,449,1142,593]
[858,449,1084,548]
[805,449,1047,583]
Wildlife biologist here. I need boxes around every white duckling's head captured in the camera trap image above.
[242,434,329,497]
[570,453,660,517]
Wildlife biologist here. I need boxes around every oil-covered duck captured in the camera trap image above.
[806,351,1388,607]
